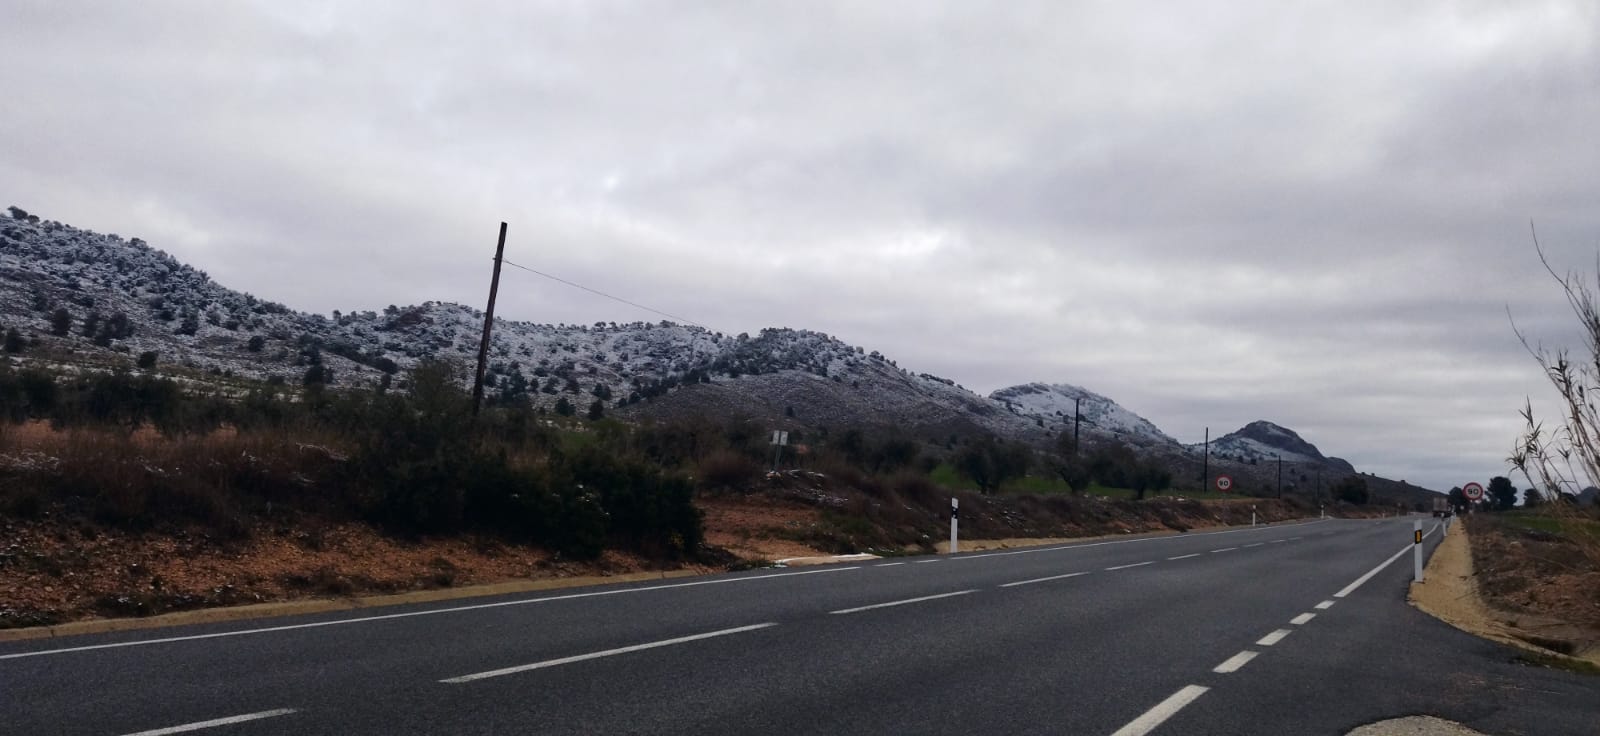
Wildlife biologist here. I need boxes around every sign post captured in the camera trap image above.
[1413,520,1424,583]
[950,498,959,555]
[769,430,789,471]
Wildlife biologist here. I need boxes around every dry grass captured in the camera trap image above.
[0,421,352,531]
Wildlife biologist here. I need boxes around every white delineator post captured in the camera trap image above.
[950,498,959,555]
[1413,520,1424,583]
[1251,505,1257,527]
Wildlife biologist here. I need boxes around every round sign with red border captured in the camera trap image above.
[1462,482,1484,501]
[1215,475,1233,492]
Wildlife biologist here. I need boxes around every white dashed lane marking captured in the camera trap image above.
[1256,629,1293,647]
[1212,650,1259,674]
[999,572,1090,588]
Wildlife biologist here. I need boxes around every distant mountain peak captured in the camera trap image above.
[1193,420,1355,472]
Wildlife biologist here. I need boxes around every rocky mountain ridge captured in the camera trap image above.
[1190,420,1357,473]
[0,207,1419,493]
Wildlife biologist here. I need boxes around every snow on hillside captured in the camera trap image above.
[0,206,1381,479]
[988,383,1178,447]
[1187,420,1355,472]
[0,208,991,418]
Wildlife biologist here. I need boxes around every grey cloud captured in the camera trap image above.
[4,0,1599,491]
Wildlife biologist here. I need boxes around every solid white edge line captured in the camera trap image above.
[915,559,942,564]
[874,562,906,567]
[1315,600,1336,610]
[1256,629,1293,646]
[1290,613,1316,625]
[1212,650,1259,674]
[945,519,1335,562]
[1,516,1358,662]
[1211,547,1238,553]
[1333,523,1439,599]
[0,568,858,661]
[829,590,977,615]
[441,623,777,683]
[1109,684,1210,736]
[1166,553,1202,561]
[120,709,298,736]
[1105,561,1155,571]
[1244,543,1265,548]
[999,572,1090,588]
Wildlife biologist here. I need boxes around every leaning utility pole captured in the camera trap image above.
[1277,455,1283,499]
[471,222,508,417]
[1073,397,1082,457]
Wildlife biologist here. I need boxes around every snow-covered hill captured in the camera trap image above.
[989,383,1178,448]
[0,207,1015,431]
[1188,420,1356,473]
[1,206,1404,489]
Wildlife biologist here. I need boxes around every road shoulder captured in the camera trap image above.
[1409,520,1598,668]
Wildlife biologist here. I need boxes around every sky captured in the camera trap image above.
[3,1,1598,492]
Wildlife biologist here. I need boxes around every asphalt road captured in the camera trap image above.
[2,516,1595,735]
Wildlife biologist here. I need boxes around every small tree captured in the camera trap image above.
[49,308,71,336]
[303,364,328,387]
[247,335,266,352]
[587,399,605,421]
[1488,476,1517,511]
[1523,487,1543,508]
[954,436,1029,494]
[3,328,24,354]
[555,396,575,417]
[1333,476,1369,505]
[80,312,102,339]
[136,351,158,369]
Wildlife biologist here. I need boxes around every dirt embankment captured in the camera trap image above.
[0,516,715,632]
[698,471,1354,562]
[1410,516,1600,667]
[2,468,1359,634]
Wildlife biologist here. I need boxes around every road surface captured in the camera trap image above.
[2,516,1595,735]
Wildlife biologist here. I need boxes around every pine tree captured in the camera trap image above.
[49,308,72,336]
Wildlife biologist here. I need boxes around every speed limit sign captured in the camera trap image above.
[1216,475,1233,492]
[1462,482,1484,502]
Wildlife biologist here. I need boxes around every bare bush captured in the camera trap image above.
[696,450,762,491]
[1508,225,1600,569]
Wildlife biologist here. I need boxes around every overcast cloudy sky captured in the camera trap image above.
[4,1,1598,491]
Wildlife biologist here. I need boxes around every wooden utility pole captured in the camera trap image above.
[1072,397,1081,457]
[471,222,508,416]
[1201,427,1209,489]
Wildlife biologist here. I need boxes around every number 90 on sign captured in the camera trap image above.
[1215,475,1233,492]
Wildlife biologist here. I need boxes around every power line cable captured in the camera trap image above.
[498,257,713,330]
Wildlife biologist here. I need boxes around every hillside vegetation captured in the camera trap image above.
[0,207,1435,505]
